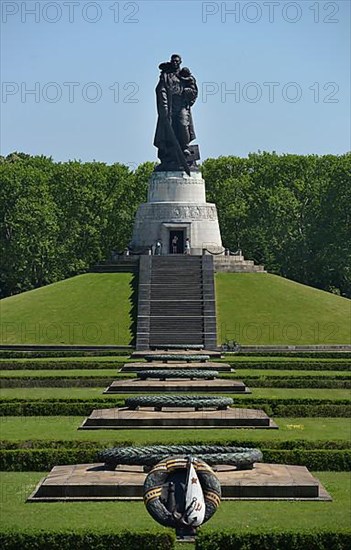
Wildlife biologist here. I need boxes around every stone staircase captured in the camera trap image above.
[136,255,217,350]
[213,254,265,273]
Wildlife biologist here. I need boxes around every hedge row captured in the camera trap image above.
[234,351,351,358]
[1,360,350,371]
[1,399,349,417]
[1,530,350,550]
[1,438,349,450]
[244,378,351,389]
[232,361,351,370]
[1,448,350,472]
[0,377,115,388]
[195,531,351,550]
[0,531,174,550]
[0,361,126,370]
[0,350,131,359]
[1,376,350,389]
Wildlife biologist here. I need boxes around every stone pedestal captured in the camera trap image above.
[28,463,331,502]
[130,171,223,255]
[79,406,278,429]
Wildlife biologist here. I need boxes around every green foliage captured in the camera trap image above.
[195,531,351,550]
[0,350,131,359]
[234,352,351,358]
[0,377,115,388]
[203,152,351,297]
[0,360,128,369]
[0,531,174,550]
[243,377,351,389]
[1,151,350,297]
[0,448,349,472]
[231,361,351,370]
[0,374,349,389]
[0,398,349,417]
[0,153,153,298]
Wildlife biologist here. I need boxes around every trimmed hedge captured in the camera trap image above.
[195,531,351,550]
[0,448,350,472]
[0,350,131,359]
[0,398,350,417]
[1,438,350,450]
[0,360,127,370]
[234,352,351,358]
[0,531,174,550]
[0,377,115,388]
[0,399,121,416]
[1,375,350,389]
[244,377,351,389]
[232,361,351,370]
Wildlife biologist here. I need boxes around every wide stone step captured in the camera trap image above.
[151,292,203,299]
[150,336,204,345]
[151,309,203,316]
[120,362,231,372]
[132,350,222,358]
[151,311,203,317]
[151,289,202,293]
[149,327,205,332]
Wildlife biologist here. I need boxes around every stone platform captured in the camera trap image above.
[132,349,222,359]
[79,406,277,429]
[28,463,331,502]
[121,362,232,372]
[104,379,250,394]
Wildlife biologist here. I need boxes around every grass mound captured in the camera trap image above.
[216,273,351,345]
[0,274,136,345]
[1,271,350,346]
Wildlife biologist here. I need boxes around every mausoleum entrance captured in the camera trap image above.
[169,230,185,254]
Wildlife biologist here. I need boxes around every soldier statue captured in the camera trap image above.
[154,54,199,175]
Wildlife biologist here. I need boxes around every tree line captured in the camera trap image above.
[1,151,350,298]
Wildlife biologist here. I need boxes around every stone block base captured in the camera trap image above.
[28,463,331,502]
[120,362,232,372]
[104,379,249,394]
[79,407,277,429]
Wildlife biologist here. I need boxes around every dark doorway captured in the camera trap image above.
[169,230,184,254]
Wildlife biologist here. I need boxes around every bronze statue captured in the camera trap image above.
[154,54,200,175]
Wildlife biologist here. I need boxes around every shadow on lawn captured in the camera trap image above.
[129,273,138,346]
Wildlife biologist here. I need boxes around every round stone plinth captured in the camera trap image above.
[148,171,206,203]
[130,171,223,254]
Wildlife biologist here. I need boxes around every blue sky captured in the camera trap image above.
[1,0,350,166]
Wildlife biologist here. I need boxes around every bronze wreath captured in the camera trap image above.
[143,456,221,528]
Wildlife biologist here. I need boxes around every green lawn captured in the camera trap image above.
[0,417,349,443]
[1,387,349,400]
[216,273,351,345]
[0,472,347,533]
[2,271,350,347]
[0,273,136,345]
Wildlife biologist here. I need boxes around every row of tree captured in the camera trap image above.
[1,151,350,298]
